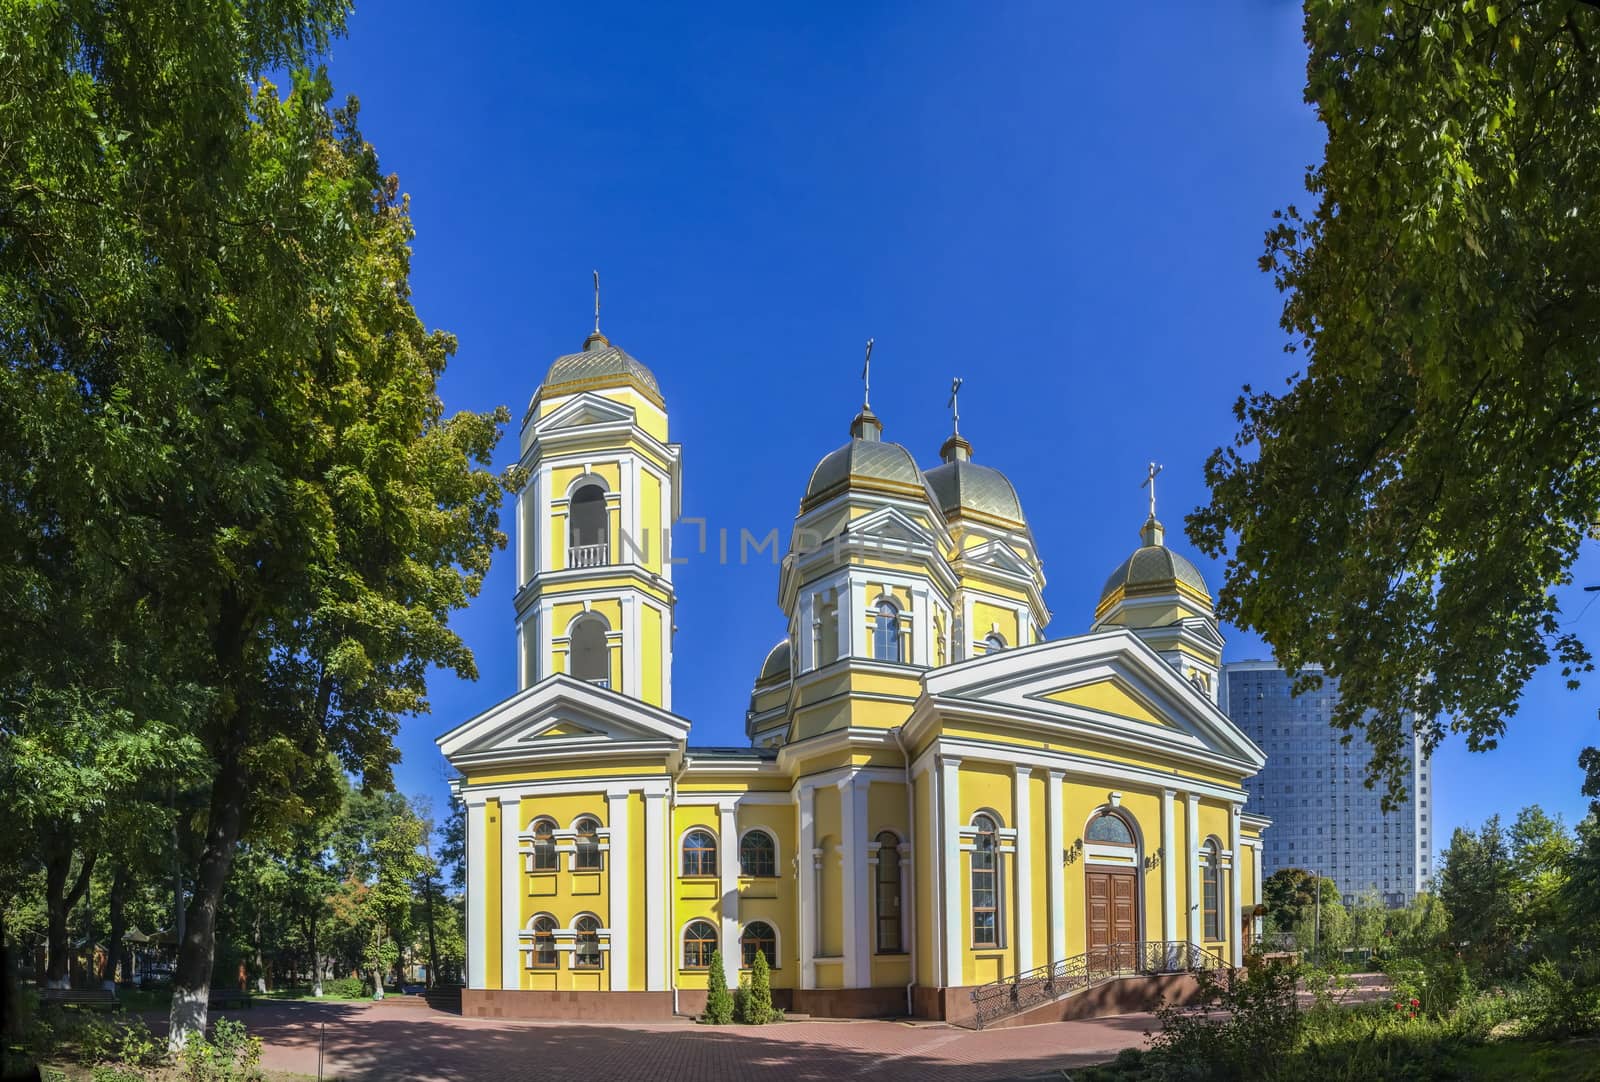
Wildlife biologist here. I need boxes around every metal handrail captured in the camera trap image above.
[968,940,1230,1029]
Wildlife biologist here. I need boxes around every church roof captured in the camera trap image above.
[923,458,1027,526]
[1098,519,1210,605]
[801,411,931,511]
[542,334,661,399]
[756,640,791,684]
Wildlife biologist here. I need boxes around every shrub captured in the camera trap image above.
[177,1016,264,1082]
[1147,958,1302,1081]
[320,977,365,999]
[745,950,775,1024]
[732,981,749,1024]
[90,1067,149,1082]
[702,950,733,1025]
[1519,957,1600,1039]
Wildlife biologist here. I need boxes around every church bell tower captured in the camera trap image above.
[513,279,681,708]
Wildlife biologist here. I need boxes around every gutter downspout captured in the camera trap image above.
[893,726,916,1018]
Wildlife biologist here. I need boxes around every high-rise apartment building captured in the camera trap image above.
[1220,661,1432,907]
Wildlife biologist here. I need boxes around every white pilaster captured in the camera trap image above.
[1014,604,1030,647]
[913,587,932,666]
[537,599,554,684]
[1013,765,1033,971]
[623,593,639,697]
[719,800,739,960]
[644,791,667,991]
[500,798,522,990]
[940,756,963,986]
[1160,789,1176,942]
[849,580,868,658]
[799,593,816,672]
[797,783,817,988]
[1230,805,1244,967]
[1186,793,1201,946]
[1252,838,1264,942]
[834,586,850,661]
[607,790,631,991]
[466,798,487,989]
[840,775,870,987]
[1047,769,1066,964]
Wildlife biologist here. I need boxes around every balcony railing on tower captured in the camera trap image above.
[569,541,609,568]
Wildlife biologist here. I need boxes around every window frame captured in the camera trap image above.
[875,831,903,954]
[970,813,1001,949]
[530,914,558,969]
[681,828,718,878]
[529,817,558,872]
[739,921,778,970]
[872,598,904,663]
[682,919,718,970]
[738,829,777,878]
[1202,840,1222,941]
[573,815,604,871]
[572,913,603,970]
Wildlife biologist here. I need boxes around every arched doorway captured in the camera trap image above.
[1083,808,1140,970]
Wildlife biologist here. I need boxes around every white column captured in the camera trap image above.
[840,775,870,986]
[1230,805,1244,966]
[1012,766,1033,971]
[537,599,554,683]
[536,463,553,574]
[913,587,932,666]
[1186,794,1201,946]
[1252,838,1264,941]
[719,800,739,961]
[1160,789,1177,942]
[849,580,869,658]
[644,791,667,991]
[1047,769,1066,964]
[940,756,963,987]
[622,594,639,696]
[797,783,817,989]
[1014,604,1030,647]
[466,798,487,989]
[500,798,522,990]
[799,593,816,671]
[607,790,632,991]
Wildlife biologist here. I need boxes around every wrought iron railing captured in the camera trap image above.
[968,940,1230,1029]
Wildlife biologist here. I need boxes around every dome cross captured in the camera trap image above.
[1141,461,1163,521]
[947,377,964,436]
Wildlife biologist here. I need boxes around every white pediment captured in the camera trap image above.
[845,505,937,546]
[951,538,1034,579]
[919,630,1265,769]
[532,392,637,435]
[437,674,689,770]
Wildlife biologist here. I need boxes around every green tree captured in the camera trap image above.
[746,949,774,1025]
[1187,0,1600,804]
[1439,817,1516,972]
[1263,868,1342,938]
[1509,805,1575,957]
[703,949,733,1024]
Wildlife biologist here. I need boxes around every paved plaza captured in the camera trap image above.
[175,998,1153,1081]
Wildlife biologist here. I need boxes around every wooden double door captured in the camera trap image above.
[1086,867,1138,970]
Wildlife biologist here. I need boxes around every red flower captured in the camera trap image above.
[1394,1002,1403,1011]
[1410,998,1419,1007]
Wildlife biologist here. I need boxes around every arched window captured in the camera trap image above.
[739,831,776,878]
[1203,840,1222,941]
[569,482,609,567]
[569,614,611,688]
[530,915,557,968]
[530,818,558,871]
[682,919,718,969]
[573,914,602,969]
[682,829,717,878]
[971,813,1000,948]
[574,816,603,871]
[873,599,903,662]
[740,921,777,969]
[983,632,1007,654]
[1086,811,1135,847]
[875,831,903,953]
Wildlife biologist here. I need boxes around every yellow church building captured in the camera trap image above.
[438,320,1270,1025]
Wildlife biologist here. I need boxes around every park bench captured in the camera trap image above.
[39,987,119,1011]
[207,988,256,1010]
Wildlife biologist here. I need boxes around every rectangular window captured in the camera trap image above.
[1203,862,1220,941]
[971,851,998,948]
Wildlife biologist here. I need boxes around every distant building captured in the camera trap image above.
[1220,661,1431,907]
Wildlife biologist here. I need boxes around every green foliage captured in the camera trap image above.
[1187,0,1600,804]
[176,1018,264,1082]
[702,950,734,1025]
[320,977,365,998]
[745,949,775,1024]
[1147,958,1304,1079]
[1518,955,1600,1040]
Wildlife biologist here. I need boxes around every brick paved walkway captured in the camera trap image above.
[194,998,1156,1081]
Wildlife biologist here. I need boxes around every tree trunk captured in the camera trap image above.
[254,911,266,993]
[167,751,247,1050]
[307,918,322,997]
[422,871,440,989]
[103,865,129,989]
[43,839,96,989]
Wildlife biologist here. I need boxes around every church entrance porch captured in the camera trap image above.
[1085,868,1138,971]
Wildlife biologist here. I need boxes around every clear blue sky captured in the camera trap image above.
[322,1,1597,857]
